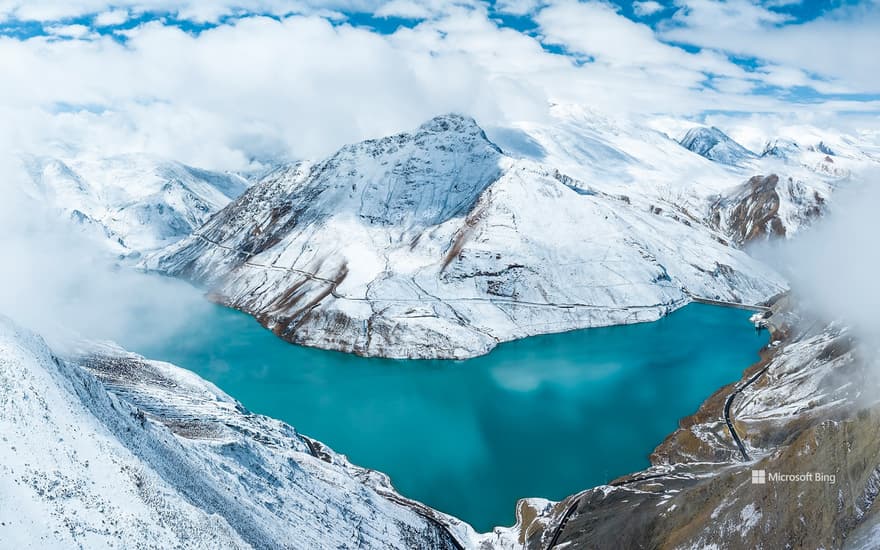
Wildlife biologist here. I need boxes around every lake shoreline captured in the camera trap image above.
[131,301,767,532]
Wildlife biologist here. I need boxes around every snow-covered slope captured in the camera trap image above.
[680,126,756,165]
[150,114,787,359]
[492,104,746,205]
[761,137,803,160]
[0,314,472,549]
[495,105,872,244]
[707,129,876,245]
[23,154,249,257]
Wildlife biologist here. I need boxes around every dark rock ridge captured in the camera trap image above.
[710,174,827,245]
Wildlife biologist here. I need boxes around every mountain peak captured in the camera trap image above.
[761,138,800,158]
[808,141,835,156]
[679,126,755,165]
[417,113,480,133]
[414,113,503,154]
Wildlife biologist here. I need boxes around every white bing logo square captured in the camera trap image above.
[751,470,766,484]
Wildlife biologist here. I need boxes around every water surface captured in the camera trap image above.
[134,303,766,532]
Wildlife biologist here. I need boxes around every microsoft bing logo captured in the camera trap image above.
[751,470,766,484]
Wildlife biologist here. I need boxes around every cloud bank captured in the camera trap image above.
[0,152,211,351]
[755,174,880,341]
[0,1,877,172]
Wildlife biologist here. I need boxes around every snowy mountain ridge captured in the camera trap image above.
[146,107,880,359]
[150,113,791,359]
[679,125,757,165]
[23,153,249,257]
[0,314,479,549]
[5,106,880,548]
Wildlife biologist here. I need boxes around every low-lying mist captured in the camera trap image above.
[752,171,880,344]
[0,155,211,353]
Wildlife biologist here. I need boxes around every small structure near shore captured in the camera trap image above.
[750,311,771,332]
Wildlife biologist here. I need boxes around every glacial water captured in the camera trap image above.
[135,303,766,532]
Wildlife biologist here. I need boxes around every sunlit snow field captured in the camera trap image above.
[133,302,766,531]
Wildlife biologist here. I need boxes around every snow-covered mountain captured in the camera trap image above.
[679,126,756,165]
[706,127,878,245]
[0,315,476,549]
[490,104,871,244]
[149,114,787,359]
[23,154,249,257]
[761,137,802,160]
[709,173,829,245]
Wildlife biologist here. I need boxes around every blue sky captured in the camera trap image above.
[0,0,865,37]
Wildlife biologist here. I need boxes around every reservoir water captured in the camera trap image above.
[134,302,766,532]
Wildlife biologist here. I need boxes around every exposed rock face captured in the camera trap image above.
[150,115,785,359]
[0,315,472,549]
[679,126,756,165]
[501,296,880,550]
[710,174,828,245]
[23,154,249,256]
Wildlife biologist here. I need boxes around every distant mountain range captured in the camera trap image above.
[23,153,249,257]
[679,126,756,165]
[18,110,874,360]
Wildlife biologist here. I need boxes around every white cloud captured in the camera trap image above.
[0,148,212,349]
[662,0,880,92]
[374,0,486,19]
[0,1,874,175]
[493,0,543,15]
[752,175,880,343]
[94,8,130,26]
[45,24,94,39]
[0,0,410,23]
[1,12,550,166]
[533,0,758,98]
[633,1,664,17]
[374,0,434,18]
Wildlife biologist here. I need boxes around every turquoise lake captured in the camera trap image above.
[134,303,766,532]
